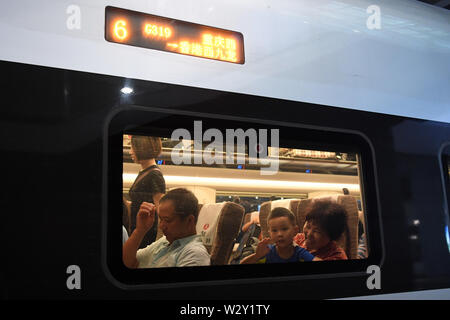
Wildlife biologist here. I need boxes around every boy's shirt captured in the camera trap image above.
[258,244,315,263]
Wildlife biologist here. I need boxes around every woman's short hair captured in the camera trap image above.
[160,188,199,223]
[131,135,162,161]
[305,200,348,241]
[268,207,297,226]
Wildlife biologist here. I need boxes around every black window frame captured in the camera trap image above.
[440,143,450,254]
[103,105,384,288]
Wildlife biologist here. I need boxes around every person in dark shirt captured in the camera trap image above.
[128,135,166,248]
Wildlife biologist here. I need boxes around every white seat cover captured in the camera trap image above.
[196,202,226,246]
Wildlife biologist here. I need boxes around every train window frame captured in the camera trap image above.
[439,143,450,254]
[103,105,384,288]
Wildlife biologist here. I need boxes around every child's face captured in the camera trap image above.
[303,220,331,251]
[268,217,299,249]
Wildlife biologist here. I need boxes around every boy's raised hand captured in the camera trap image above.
[136,202,156,233]
[255,237,271,259]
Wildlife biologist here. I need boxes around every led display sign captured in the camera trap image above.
[105,6,245,64]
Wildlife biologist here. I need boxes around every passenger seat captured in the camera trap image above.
[196,202,245,265]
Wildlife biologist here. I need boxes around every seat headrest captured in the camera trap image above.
[270,199,293,210]
[311,195,340,202]
[196,202,226,247]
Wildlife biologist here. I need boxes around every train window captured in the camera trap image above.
[106,108,382,286]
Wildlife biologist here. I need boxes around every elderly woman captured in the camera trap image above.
[128,135,166,248]
[294,199,348,260]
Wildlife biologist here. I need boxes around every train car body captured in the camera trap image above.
[1,0,449,300]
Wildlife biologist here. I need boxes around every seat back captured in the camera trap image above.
[296,198,313,233]
[242,212,251,226]
[259,202,271,238]
[196,202,245,265]
[196,203,225,248]
[335,195,359,260]
[259,199,301,238]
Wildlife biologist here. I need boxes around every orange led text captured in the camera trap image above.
[144,23,172,39]
[113,19,128,41]
[167,33,238,62]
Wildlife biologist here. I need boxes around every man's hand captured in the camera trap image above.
[136,202,156,233]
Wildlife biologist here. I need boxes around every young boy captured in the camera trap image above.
[240,207,321,264]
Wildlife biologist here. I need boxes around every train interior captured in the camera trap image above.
[122,134,369,266]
